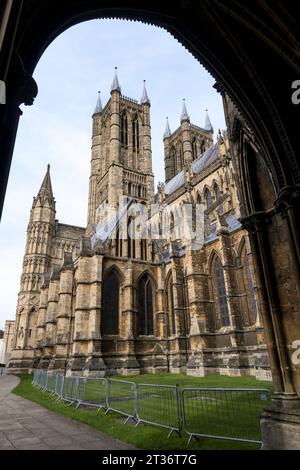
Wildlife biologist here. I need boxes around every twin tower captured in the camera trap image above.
[87,68,214,230]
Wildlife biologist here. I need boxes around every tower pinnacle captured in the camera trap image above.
[110,67,121,93]
[94,91,102,113]
[36,164,53,201]
[163,117,171,139]
[181,99,190,122]
[140,80,150,104]
[205,109,213,132]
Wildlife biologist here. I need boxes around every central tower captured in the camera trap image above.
[87,69,154,231]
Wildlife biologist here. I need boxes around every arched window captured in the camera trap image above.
[181,269,190,335]
[214,183,221,200]
[212,256,230,327]
[166,272,176,335]
[115,228,122,257]
[192,137,197,161]
[121,113,128,145]
[138,275,154,335]
[200,139,205,154]
[170,145,176,176]
[140,238,147,260]
[132,115,139,151]
[127,216,136,259]
[214,182,224,214]
[238,244,258,325]
[170,212,175,240]
[197,193,202,205]
[204,188,213,208]
[101,270,119,335]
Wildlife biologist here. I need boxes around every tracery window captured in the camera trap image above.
[101,270,119,335]
[212,256,230,327]
[138,274,154,335]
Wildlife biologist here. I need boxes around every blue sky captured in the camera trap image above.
[0,19,226,329]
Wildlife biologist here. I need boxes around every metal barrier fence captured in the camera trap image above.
[76,377,107,410]
[54,374,64,401]
[61,376,79,405]
[32,370,271,444]
[181,387,272,444]
[46,371,58,395]
[136,384,182,437]
[106,378,137,422]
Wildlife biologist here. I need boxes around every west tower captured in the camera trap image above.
[87,69,154,231]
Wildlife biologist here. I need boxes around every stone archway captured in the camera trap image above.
[1,1,300,448]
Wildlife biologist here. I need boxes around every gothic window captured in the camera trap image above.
[237,244,258,325]
[121,113,128,146]
[132,115,139,151]
[138,274,154,335]
[127,216,136,259]
[214,182,223,214]
[138,185,142,198]
[115,228,122,257]
[204,188,213,208]
[197,193,202,205]
[192,137,197,161]
[200,139,205,154]
[101,270,119,335]
[128,182,132,195]
[166,272,176,335]
[170,145,176,177]
[140,238,147,260]
[181,269,190,335]
[214,183,221,200]
[212,256,230,327]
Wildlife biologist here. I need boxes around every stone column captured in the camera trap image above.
[43,266,60,368]
[118,261,140,375]
[53,252,74,370]
[85,252,106,375]
[242,211,300,449]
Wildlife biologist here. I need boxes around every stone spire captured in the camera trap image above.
[205,109,213,132]
[110,67,121,93]
[140,80,150,104]
[94,91,102,113]
[181,98,190,122]
[35,164,54,204]
[163,117,171,139]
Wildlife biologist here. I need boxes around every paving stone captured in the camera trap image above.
[0,375,135,450]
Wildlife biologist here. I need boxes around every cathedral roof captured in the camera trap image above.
[192,142,219,174]
[165,142,219,195]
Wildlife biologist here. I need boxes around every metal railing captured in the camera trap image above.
[106,378,137,423]
[54,374,64,401]
[76,377,107,410]
[32,369,271,444]
[61,376,79,405]
[181,387,272,444]
[135,383,182,437]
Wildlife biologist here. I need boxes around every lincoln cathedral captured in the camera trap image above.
[7,70,270,379]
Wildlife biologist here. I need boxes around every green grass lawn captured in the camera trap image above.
[12,373,273,450]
